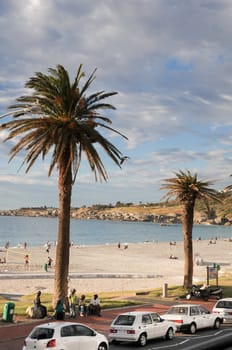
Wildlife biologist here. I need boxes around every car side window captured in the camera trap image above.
[73,325,94,336]
[199,306,209,315]
[142,314,152,324]
[190,307,199,316]
[151,313,161,322]
[61,326,75,337]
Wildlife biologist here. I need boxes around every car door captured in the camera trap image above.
[141,313,156,340]
[198,306,213,328]
[72,324,97,349]
[150,313,167,339]
[190,306,205,329]
[60,324,99,349]
[60,325,81,350]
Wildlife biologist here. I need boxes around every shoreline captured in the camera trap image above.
[0,240,231,296]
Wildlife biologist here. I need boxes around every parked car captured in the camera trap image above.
[162,304,223,334]
[212,298,232,323]
[22,321,109,350]
[108,311,176,347]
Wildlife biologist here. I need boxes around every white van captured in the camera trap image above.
[212,298,232,323]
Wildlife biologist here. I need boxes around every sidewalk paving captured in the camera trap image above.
[0,298,216,344]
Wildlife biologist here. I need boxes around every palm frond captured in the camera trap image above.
[161,170,220,204]
[0,64,127,184]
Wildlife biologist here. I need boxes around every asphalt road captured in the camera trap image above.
[1,300,231,350]
[2,326,232,350]
[109,326,232,350]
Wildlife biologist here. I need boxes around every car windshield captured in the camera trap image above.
[30,327,54,340]
[167,307,188,315]
[114,315,136,326]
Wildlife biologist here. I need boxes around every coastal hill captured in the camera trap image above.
[1,197,232,226]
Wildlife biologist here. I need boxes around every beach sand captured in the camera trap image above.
[0,239,232,295]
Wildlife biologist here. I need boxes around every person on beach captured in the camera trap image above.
[47,256,53,268]
[87,294,101,316]
[34,291,47,318]
[69,288,78,318]
[24,254,29,267]
[45,240,51,253]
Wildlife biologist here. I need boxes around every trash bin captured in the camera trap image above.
[44,263,48,272]
[2,302,15,322]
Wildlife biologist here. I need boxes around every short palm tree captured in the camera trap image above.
[161,170,219,288]
[0,64,127,305]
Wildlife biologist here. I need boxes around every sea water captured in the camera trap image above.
[0,216,232,248]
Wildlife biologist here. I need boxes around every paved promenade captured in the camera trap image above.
[0,298,217,349]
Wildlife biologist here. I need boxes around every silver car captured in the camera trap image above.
[109,311,176,347]
[162,303,223,334]
[22,321,109,350]
[212,298,232,323]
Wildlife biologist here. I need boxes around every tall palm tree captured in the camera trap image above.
[161,170,219,288]
[0,64,127,305]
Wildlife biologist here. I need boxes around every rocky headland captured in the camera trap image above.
[0,204,231,226]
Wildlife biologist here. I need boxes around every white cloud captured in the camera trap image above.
[0,0,232,208]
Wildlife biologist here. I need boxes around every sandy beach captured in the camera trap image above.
[0,239,232,295]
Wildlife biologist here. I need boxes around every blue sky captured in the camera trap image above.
[0,0,232,209]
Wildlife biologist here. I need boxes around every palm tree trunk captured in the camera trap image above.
[182,201,194,288]
[53,160,72,307]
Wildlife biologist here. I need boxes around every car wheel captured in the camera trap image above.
[98,342,108,350]
[165,327,174,340]
[189,323,196,334]
[214,318,221,329]
[137,333,147,347]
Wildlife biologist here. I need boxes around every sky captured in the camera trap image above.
[0,0,232,210]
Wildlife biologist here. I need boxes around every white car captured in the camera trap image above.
[22,321,109,350]
[162,304,223,334]
[108,311,176,347]
[212,298,232,323]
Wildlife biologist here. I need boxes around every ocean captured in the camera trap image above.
[0,216,232,248]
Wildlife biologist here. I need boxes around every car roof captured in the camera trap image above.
[170,304,201,308]
[35,322,88,329]
[215,298,232,302]
[117,311,155,316]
